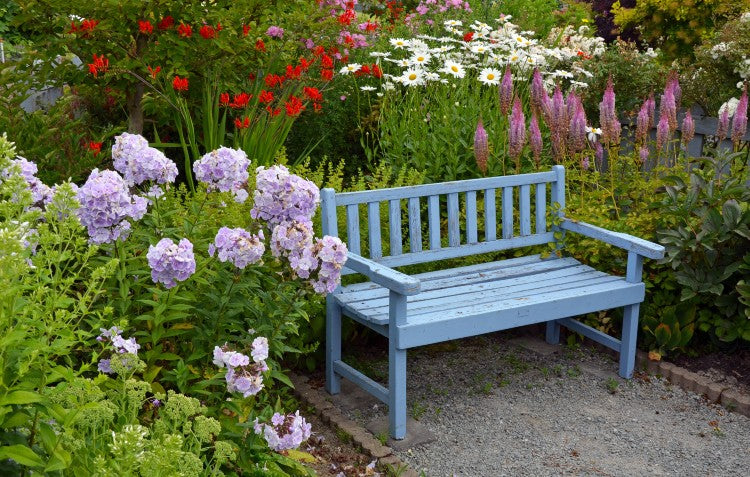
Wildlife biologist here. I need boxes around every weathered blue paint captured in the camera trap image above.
[321,166,663,439]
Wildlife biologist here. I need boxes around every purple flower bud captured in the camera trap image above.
[530,69,547,116]
[636,101,650,145]
[568,105,587,153]
[656,114,670,152]
[499,67,513,116]
[581,156,590,170]
[660,88,677,133]
[474,118,489,175]
[508,98,526,161]
[681,110,695,147]
[717,109,730,140]
[529,113,543,168]
[731,88,748,146]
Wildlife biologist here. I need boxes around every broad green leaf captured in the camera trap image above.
[0,445,45,467]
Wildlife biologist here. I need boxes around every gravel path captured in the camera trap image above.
[340,332,750,476]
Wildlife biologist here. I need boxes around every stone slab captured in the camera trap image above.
[366,417,437,451]
[509,336,561,356]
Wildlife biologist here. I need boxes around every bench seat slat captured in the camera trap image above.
[336,258,583,304]
[395,280,644,348]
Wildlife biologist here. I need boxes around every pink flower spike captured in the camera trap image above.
[509,98,526,161]
[529,113,542,168]
[656,114,670,152]
[717,109,730,140]
[681,111,695,147]
[731,88,748,146]
[499,67,513,116]
[474,118,489,175]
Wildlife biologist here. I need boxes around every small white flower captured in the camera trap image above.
[444,19,463,27]
[440,60,466,78]
[400,69,424,86]
[369,51,391,58]
[410,52,432,66]
[360,85,376,91]
[470,43,489,54]
[390,38,409,49]
[339,63,362,75]
[586,126,602,143]
[571,80,589,89]
[478,68,502,86]
[719,97,740,118]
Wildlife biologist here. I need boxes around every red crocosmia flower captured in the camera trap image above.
[230,92,252,108]
[219,92,230,106]
[148,65,162,79]
[303,87,322,102]
[158,16,174,30]
[313,45,325,56]
[285,65,302,80]
[299,58,313,71]
[216,23,223,31]
[88,54,109,78]
[463,31,474,42]
[139,20,153,35]
[264,73,284,88]
[68,21,78,33]
[321,54,334,69]
[234,117,250,129]
[242,24,251,36]
[285,95,305,117]
[355,64,371,77]
[255,39,266,52]
[199,25,217,39]
[80,19,99,34]
[338,9,355,26]
[342,55,349,63]
[88,141,103,156]
[321,69,333,81]
[177,24,192,37]
[363,21,378,32]
[313,102,322,113]
[172,76,189,91]
[248,72,256,81]
[371,64,383,79]
[266,105,281,116]
[259,90,274,104]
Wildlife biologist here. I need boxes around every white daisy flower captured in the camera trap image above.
[339,63,362,75]
[586,126,602,142]
[508,51,522,64]
[478,68,502,86]
[444,19,463,27]
[369,51,391,58]
[497,14,512,23]
[382,82,396,91]
[360,85,376,91]
[440,60,466,78]
[470,43,489,54]
[400,69,424,86]
[424,72,441,82]
[390,38,409,49]
[570,80,589,89]
[554,70,574,79]
[410,52,432,66]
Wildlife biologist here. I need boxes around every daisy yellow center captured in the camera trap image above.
[409,73,417,80]
[451,65,459,72]
[418,57,425,61]
[487,73,495,80]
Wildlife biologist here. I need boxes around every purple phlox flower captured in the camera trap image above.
[1,157,54,205]
[98,326,123,340]
[529,113,543,168]
[255,411,312,452]
[252,337,269,363]
[508,98,526,160]
[112,335,140,355]
[151,398,161,408]
[266,26,284,38]
[660,88,677,133]
[656,114,670,152]
[251,166,320,228]
[194,147,250,203]
[98,359,113,374]
[474,118,489,175]
[717,109,730,140]
[309,235,348,294]
[681,111,695,146]
[499,67,513,116]
[147,238,196,288]
[599,77,620,145]
[731,88,748,146]
[210,227,265,269]
[112,133,177,186]
[76,169,148,244]
[636,100,650,145]
[568,104,587,153]
[213,346,227,367]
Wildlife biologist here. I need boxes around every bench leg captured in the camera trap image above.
[388,341,407,440]
[619,303,640,379]
[545,320,560,345]
[325,295,341,395]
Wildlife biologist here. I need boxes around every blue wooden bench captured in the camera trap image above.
[320,166,664,439]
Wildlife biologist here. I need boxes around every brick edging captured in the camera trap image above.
[635,350,750,416]
[290,374,419,477]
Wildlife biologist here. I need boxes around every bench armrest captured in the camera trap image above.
[560,219,665,260]
[345,253,421,296]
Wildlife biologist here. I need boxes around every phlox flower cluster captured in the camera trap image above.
[1,157,53,205]
[254,411,312,452]
[112,133,178,187]
[76,169,148,244]
[147,238,196,288]
[193,147,250,203]
[308,236,348,294]
[97,326,141,374]
[213,337,269,397]
[270,221,317,278]
[209,227,265,269]
[251,165,320,227]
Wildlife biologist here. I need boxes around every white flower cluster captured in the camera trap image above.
[350,16,602,91]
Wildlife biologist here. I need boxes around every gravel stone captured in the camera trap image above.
[340,333,750,476]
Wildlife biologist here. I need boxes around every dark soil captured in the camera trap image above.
[670,347,750,395]
[301,411,379,477]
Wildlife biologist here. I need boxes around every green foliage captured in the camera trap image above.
[641,302,697,354]
[611,0,750,61]
[657,153,750,342]
[494,0,593,36]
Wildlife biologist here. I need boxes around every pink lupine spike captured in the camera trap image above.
[529,113,542,168]
[551,85,567,132]
[594,141,604,170]
[508,98,526,162]
[681,110,695,147]
[731,88,748,147]
[656,114,670,152]
[599,76,619,145]
[530,69,547,116]
[646,93,656,129]
[668,71,682,107]
[639,145,649,165]
[474,118,489,175]
[568,104,587,153]
[717,108,730,140]
[636,100,650,145]
[660,88,677,133]
[499,66,513,116]
[566,91,580,122]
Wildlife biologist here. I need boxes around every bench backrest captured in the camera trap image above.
[320,165,566,271]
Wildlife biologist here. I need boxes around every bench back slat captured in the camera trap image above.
[321,166,565,271]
